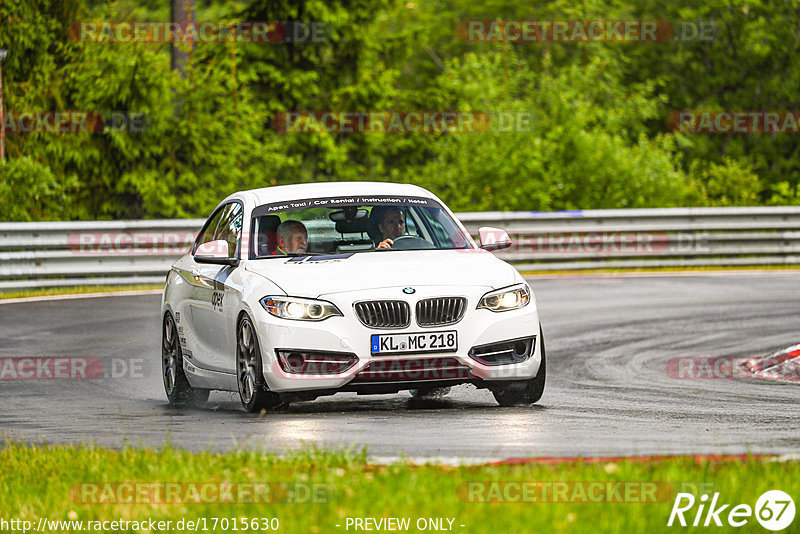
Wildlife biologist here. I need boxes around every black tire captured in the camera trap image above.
[162,312,209,407]
[410,387,452,399]
[236,314,286,413]
[492,329,546,407]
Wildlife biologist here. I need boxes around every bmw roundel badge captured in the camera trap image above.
[402,287,416,294]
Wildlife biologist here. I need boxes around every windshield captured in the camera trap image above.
[249,195,474,258]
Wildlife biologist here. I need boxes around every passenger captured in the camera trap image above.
[275,220,308,254]
[375,208,406,249]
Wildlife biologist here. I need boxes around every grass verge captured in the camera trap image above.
[0,445,797,533]
[0,285,162,300]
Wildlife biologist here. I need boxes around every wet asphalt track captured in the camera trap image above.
[1,272,799,461]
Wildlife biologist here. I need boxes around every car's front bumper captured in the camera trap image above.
[252,285,542,394]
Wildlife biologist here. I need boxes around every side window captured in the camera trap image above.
[426,209,449,243]
[405,210,420,237]
[430,208,468,248]
[196,207,227,251]
[215,203,243,258]
[194,202,243,257]
[415,207,466,248]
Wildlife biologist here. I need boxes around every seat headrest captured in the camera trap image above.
[255,215,282,255]
[259,214,281,232]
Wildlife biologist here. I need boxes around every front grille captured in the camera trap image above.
[416,297,467,327]
[354,300,410,328]
[351,357,474,383]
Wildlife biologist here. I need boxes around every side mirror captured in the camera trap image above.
[194,239,239,266]
[478,227,512,251]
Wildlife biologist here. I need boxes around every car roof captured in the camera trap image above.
[226,182,434,206]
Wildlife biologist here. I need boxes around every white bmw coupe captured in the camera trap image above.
[161,182,545,411]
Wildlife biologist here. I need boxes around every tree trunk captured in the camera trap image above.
[170,0,195,77]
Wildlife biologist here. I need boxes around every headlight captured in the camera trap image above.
[477,284,531,312]
[260,296,343,321]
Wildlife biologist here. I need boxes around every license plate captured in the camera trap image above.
[370,331,458,355]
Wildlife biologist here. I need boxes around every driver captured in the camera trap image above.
[376,208,406,249]
[275,220,308,254]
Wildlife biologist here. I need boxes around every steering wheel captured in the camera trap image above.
[389,235,435,250]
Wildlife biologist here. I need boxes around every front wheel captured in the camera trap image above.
[492,331,546,407]
[237,315,286,413]
[162,312,209,407]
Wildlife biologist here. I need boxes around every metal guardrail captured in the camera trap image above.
[0,220,203,290]
[1,207,799,290]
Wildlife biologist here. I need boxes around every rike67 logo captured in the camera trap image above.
[668,490,795,530]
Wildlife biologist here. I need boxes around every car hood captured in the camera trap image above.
[244,249,518,297]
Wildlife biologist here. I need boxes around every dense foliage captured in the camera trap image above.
[0,0,798,220]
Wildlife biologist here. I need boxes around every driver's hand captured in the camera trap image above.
[377,239,393,249]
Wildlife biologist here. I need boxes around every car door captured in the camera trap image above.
[180,201,244,373]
